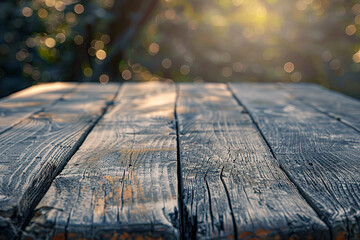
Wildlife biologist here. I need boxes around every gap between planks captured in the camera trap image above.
[177,83,328,239]
[21,83,121,232]
[228,83,360,239]
[0,83,121,239]
[226,82,332,234]
[174,84,185,240]
[278,83,360,134]
[24,82,180,240]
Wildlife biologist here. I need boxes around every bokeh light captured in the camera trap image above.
[122,70,132,80]
[148,43,160,56]
[44,38,56,48]
[96,50,107,60]
[284,62,295,73]
[74,4,84,14]
[22,7,33,17]
[99,74,109,84]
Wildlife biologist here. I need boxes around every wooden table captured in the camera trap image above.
[0,82,359,240]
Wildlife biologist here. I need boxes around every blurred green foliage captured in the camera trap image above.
[129,0,360,98]
[0,0,157,97]
[1,0,360,98]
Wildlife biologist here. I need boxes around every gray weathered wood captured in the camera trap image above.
[0,83,119,239]
[177,83,329,239]
[0,82,77,134]
[25,82,180,240]
[280,83,360,132]
[230,83,360,240]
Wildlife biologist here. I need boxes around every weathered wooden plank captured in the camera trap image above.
[0,82,77,134]
[230,83,360,239]
[280,83,360,132]
[25,82,180,239]
[0,83,119,239]
[177,83,328,239]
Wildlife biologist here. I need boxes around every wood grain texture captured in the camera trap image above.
[177,83,328,239]
[25,82,180,240]
[230,83,360,240]
[280,83,360,132]
[0,82,77,134]
[0,83,119,239]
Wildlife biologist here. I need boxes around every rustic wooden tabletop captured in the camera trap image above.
[0,82,359,240]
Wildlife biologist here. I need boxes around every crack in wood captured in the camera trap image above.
[220,166,238,240]
[174,84,185,240]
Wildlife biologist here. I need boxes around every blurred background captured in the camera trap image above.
[1,0,360,98]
